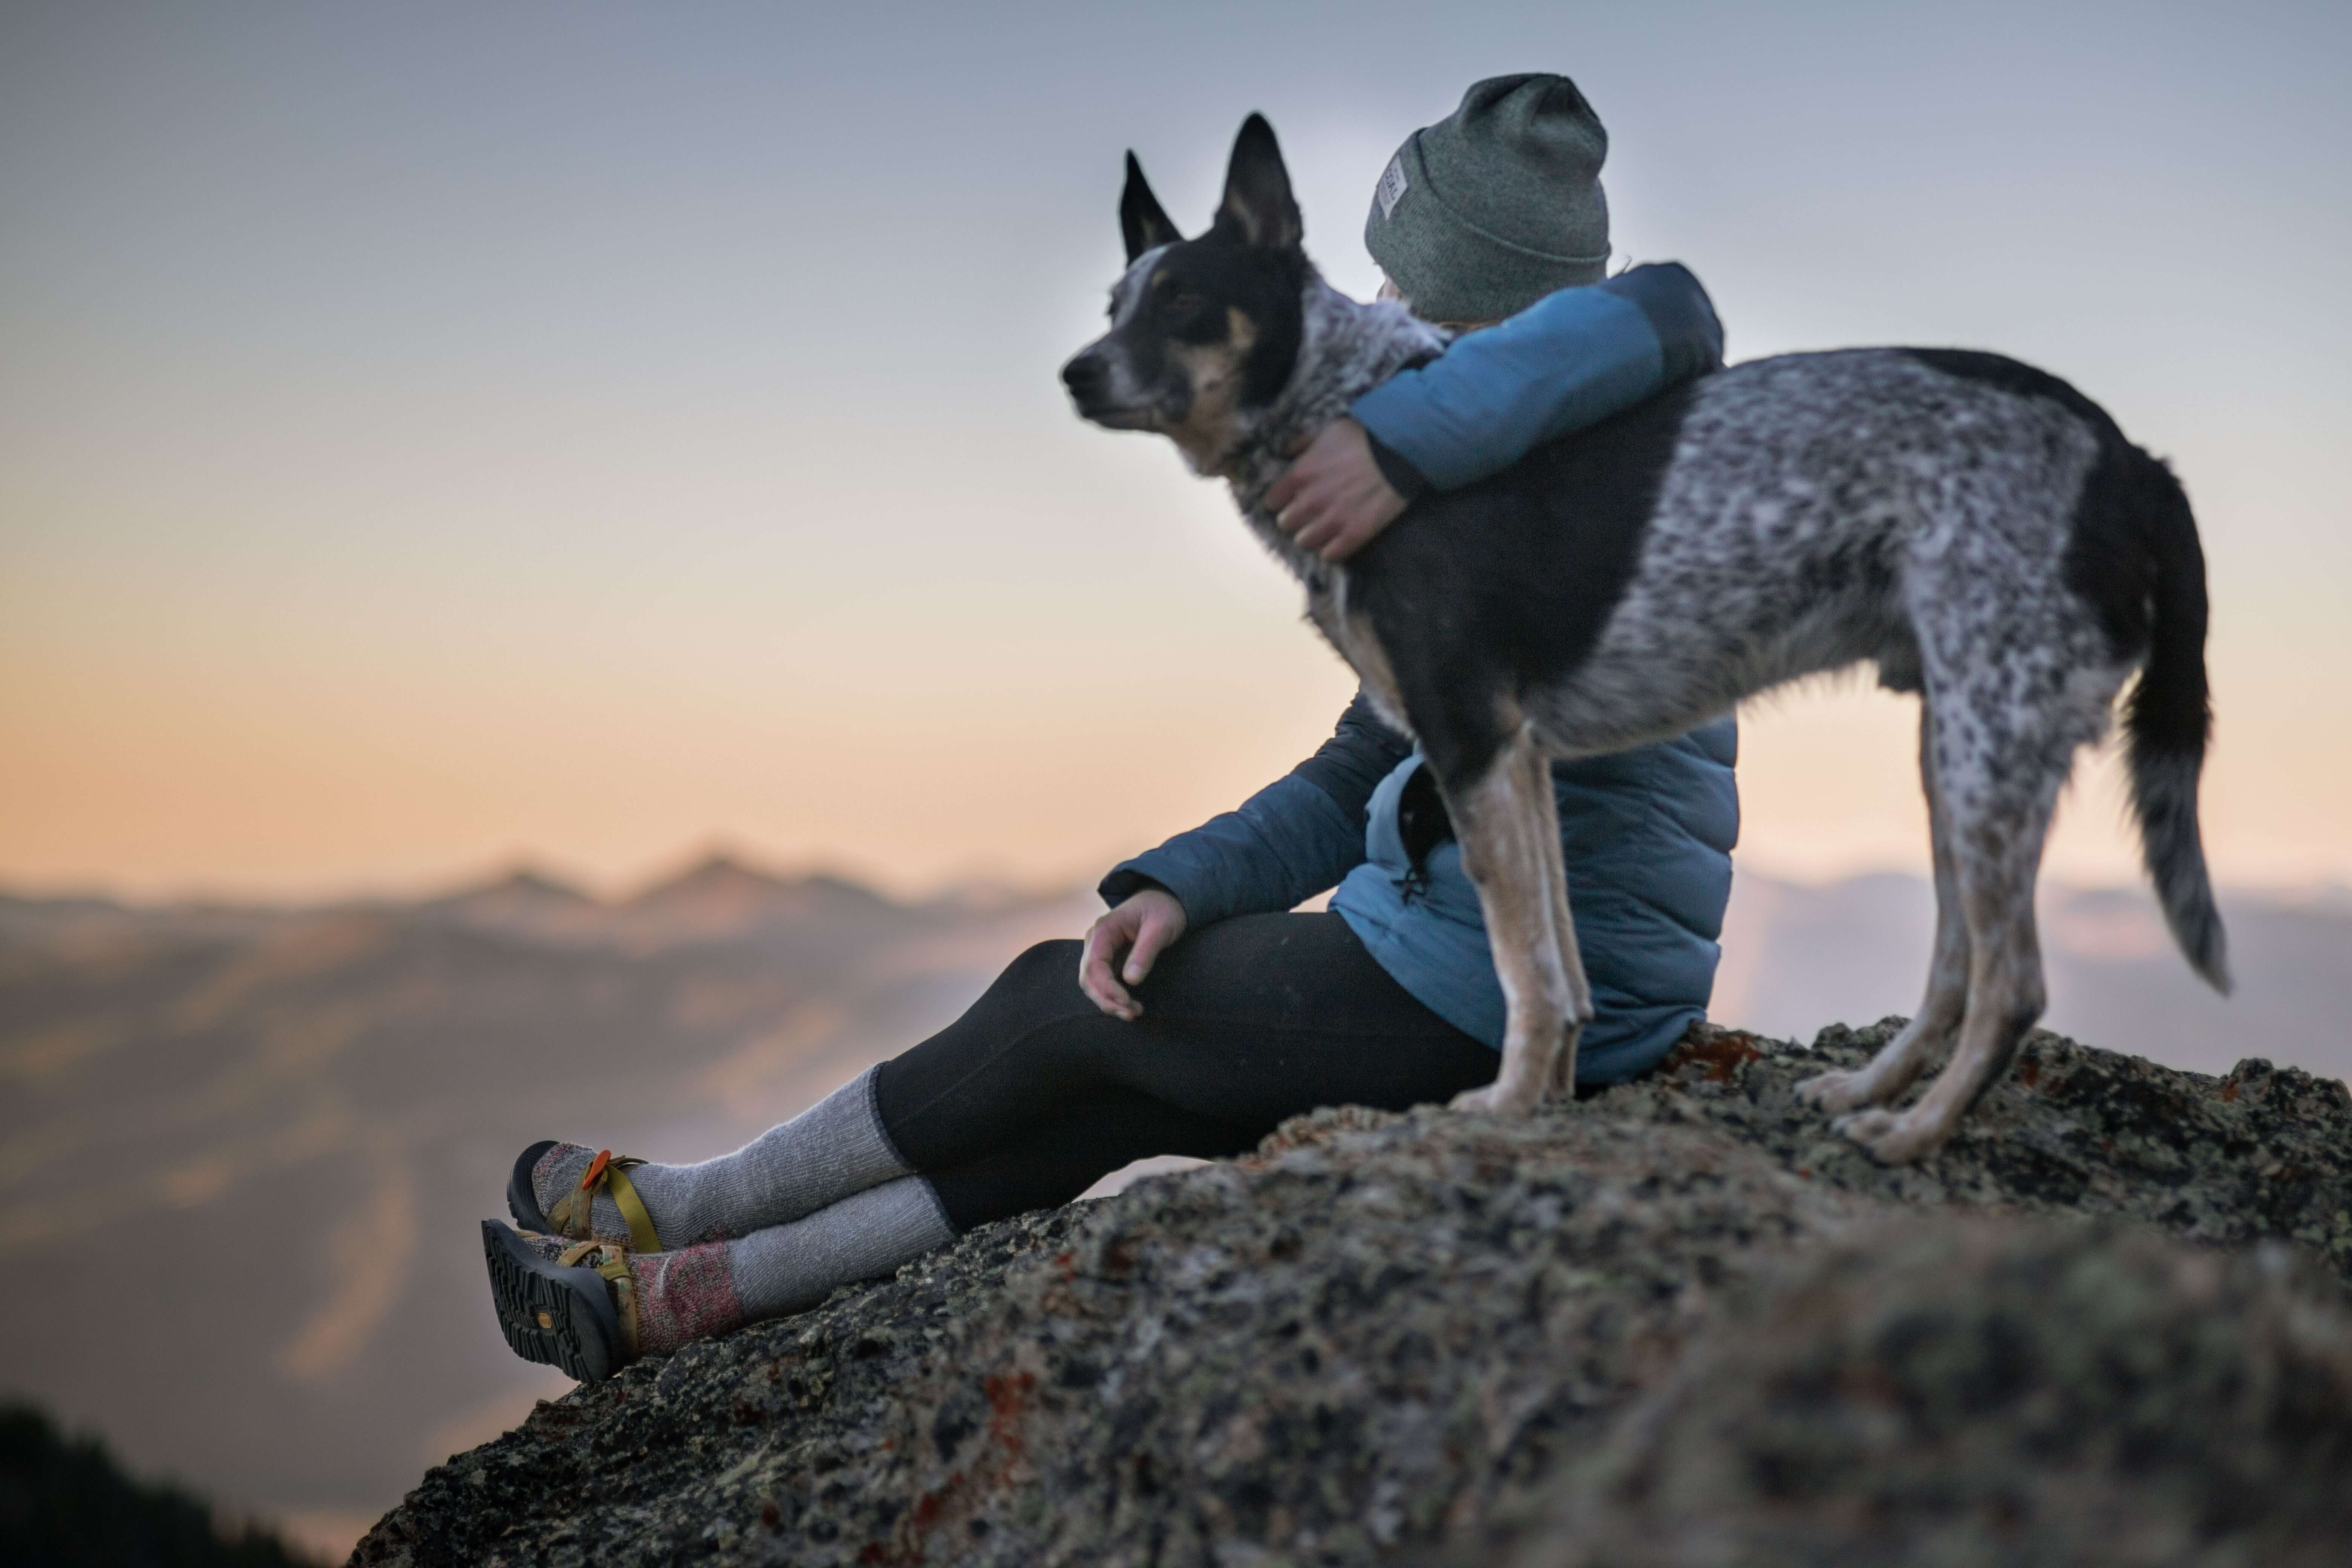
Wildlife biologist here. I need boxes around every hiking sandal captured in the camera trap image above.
[505,1140,559,1233]
[481,1221,642,1383]
[507,1141,665,1253]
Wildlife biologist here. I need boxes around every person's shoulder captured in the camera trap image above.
[1594,263,1724,373]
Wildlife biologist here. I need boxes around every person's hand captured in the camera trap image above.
[1265,418,1408,562]
[1079,887,1188,1020]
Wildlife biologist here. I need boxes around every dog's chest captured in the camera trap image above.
[1305,578,1414,738]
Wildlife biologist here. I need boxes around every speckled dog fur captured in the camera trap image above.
[1062,116,2227,1163]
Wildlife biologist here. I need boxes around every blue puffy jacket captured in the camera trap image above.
[1100,264,1740,1085]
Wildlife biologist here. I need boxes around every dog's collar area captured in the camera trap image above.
[1224,284,1446,516]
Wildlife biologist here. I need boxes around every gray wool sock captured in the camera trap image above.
[534,1066,914,1246]
[726,1173,956,1320]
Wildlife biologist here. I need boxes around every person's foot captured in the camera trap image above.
[509,1141,672,1250]
[482,1222,636,1382]
[482,1222,750,1381]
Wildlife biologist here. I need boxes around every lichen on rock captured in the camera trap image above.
[355,1023,2352,1567]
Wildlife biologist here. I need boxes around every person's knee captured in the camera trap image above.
[1009,937,1082,981]
[990,939,1087,1011]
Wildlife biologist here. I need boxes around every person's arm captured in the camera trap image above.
[1356,261,1724,490]
[1098,689,1407,917]
[1269,263,1724,559]
[1080,691,1409,1016]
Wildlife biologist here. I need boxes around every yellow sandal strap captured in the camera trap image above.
[545,1182,594,1240]
[556,1239,642,1359]
[546,1150,665,1253]
[600,1161,663,1255]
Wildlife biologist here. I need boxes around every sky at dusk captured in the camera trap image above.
[4,0,2348,902]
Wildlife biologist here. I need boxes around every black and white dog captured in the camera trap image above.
[1061,115,2227,1164]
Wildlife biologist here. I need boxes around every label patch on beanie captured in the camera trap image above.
[1376,155,1409,220]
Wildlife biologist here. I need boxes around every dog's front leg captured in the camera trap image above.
[1522,736,1586,1101]
[1444,725,1589,1116]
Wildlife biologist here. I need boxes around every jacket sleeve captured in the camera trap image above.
[1349,262,1725,494]
[1099,690,1411,923]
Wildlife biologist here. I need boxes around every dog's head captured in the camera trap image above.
[1060,114,1308,473]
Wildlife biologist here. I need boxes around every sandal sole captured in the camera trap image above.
[481,1220,622,1383]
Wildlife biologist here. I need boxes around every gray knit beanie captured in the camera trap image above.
[1365,74,1611,324]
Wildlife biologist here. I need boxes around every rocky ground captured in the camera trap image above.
[1480,1217,2352,1567]
[354,1022,2352,1567]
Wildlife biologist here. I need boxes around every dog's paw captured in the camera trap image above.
[1830,1107,1944,1165]
[1794,1069,1876,1113]
[1449,1084,1539,1118]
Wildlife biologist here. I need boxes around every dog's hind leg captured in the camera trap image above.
[1829,662,2111,1164]
[1444,723,1588,1116]
[1796,703,1972,1113]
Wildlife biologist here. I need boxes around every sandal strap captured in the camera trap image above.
[601,1161,663,1255]
[545,1150,665,1253]
[557,1239,642,1360]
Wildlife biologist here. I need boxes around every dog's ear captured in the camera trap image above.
[1120,152,1183,262]
[1217,113,1302,251]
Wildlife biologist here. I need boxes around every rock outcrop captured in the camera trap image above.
[355,1023,2352,1567]
[1483,1218,2352,1567]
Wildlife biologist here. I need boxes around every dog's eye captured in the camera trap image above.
[1167,291,1202,314]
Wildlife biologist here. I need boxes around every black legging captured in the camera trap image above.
[873,912,1499,1231]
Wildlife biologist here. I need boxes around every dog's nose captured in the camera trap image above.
[1061,352,1109,403]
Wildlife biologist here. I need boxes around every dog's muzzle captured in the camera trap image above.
[1060,346,1158,429]
[1060,349,1118,420]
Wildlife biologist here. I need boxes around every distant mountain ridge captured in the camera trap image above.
[0,853,1024,954]
[405,855,917,950]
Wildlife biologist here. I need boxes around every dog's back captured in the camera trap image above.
[1349,344,2224,989]
[1361,351,2102,745]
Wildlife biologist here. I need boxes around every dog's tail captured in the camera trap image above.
[2122,453,2230,993]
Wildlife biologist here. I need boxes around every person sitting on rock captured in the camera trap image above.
[483,74,1740,1381]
